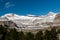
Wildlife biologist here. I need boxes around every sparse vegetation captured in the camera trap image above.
[0,25,60,40]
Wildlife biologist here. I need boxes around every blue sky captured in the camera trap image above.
[0,0,60,16]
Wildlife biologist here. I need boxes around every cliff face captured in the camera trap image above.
[0,17,18,28]
[53,14,60,26]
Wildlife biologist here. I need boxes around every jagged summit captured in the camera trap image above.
[1,13,20,17]
[48,12,56,15]
[1,13,21,20]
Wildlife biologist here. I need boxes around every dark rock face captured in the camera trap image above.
[0,21,18,28]
[54,14,60,23]
[53,14,60,26]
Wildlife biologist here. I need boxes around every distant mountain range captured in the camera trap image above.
[0,12,60,31]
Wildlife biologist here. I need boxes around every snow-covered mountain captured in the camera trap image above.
[0,12,57,30]
[1,12,56,21]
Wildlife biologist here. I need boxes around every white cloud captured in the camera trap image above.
[5,2,15,8]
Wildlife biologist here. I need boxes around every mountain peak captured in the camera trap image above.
[48,12,56,15]
[1,13,20,17]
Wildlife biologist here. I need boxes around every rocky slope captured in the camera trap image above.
[0,12,58,30]
[53,14,60,26]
